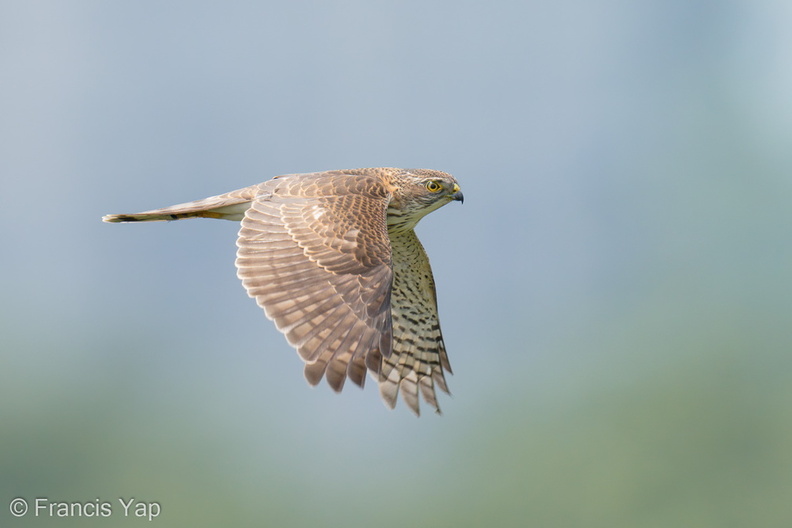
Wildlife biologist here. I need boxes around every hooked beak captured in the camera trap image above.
[451,183,464,204]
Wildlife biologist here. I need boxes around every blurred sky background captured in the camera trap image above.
[2,1,792,526]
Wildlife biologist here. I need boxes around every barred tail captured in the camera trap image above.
[102,187,259,223]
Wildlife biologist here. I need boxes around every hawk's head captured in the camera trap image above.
[387,169,463,232]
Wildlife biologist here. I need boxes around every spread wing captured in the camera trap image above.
[375,230,452,416]
[235,171,394,392]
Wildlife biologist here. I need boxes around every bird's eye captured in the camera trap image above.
[425,180,443,193]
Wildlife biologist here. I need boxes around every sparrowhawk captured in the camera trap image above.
[103,167,463,415]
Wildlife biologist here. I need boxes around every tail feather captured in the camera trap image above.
[102,186,258,223]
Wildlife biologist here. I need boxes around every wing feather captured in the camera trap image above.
[235,171,394,393]
[377,230,452,416]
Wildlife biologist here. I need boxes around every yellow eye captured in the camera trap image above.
[425,180,443,193]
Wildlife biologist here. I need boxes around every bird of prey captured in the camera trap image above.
[103,167,463,415]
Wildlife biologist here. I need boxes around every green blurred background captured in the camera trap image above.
[2,1,791,526]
